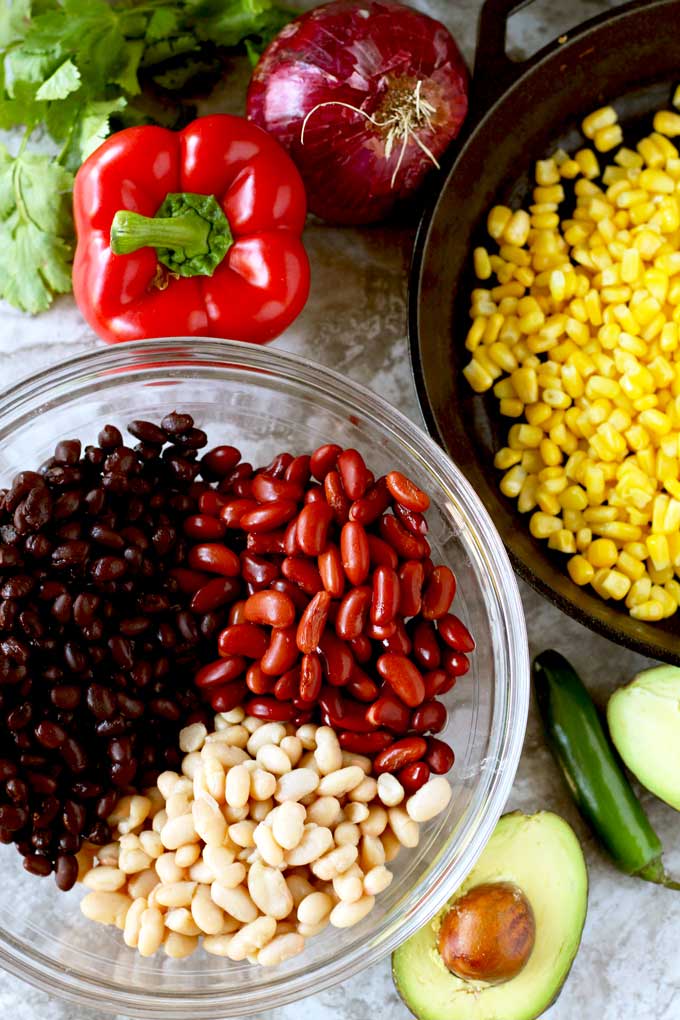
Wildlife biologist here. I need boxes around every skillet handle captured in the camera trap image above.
[472,0,550,111]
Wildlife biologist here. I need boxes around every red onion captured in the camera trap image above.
[246,0,468,225]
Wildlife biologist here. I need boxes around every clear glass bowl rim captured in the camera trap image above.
[0,338,529,1017]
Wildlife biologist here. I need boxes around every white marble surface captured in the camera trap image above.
[1,1,679,1018]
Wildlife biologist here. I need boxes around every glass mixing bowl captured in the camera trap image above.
[0,339,529,1018]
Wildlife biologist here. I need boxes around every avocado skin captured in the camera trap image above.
[391,811,588,1020]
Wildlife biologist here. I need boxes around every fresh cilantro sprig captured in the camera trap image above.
[0,0,292,314]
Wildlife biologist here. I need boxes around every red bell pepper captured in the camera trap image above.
[73,115,310,345]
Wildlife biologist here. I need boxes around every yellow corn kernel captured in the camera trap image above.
[639,168,675,194]
[503,210,531,247]
[673,85,680,110]
[587,538,618,568]
[529,512,562,539]
[560,158,580,179]
[630,600,664,621]
[535,158,560,186]
[653,110,680,137]
[567,555,594,585]
[595,124,623,153]
[596,521,643,541]
[500,398,524,418]
[617,551,646,581]
[664,579,680,607]
[465,317,487,352]
[548,529,577,554]
[600,569,632,600]
[463,358,493,393]
[488,342,517,373]
[494,448,522,470]
[575,148,600,180]
[487,205,512,240]
[620,248,641,283]
[650,132,679,161]
[576,527,593,551]
[525,403,552,427]
[614,147,643,168]
[647,533,671,570]
[533,185,565,204]
[499,465,526,498]
[517,475,539,514]
[482,313,504,344]
[473,247,492,280]
[508,423,544,449]
[639,408,672,435]
[582,106,618,139]
[648,564,674,584]
[638,137,665,167]
[539,438,562,467]
[559,485,588,512]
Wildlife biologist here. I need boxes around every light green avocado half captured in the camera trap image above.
[392,811,588,1020]
[608,665,680,810]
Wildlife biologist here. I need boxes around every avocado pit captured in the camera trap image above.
[438,881,536,984]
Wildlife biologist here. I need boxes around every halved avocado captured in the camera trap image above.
[608,665,680,810]
[392,811,588,1020]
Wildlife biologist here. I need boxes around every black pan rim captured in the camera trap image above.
[408,0,680,664]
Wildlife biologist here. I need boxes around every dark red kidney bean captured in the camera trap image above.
[438,614,475,653]
[217,623,268,659]
[244,589,295,628]
[263,452,293,479]
[337,449,370,501]
[335,586,371,641]
[199,490,229,516]
[245,697,296,722]
[274,669,299,701]
[442,649,470,677]
[376,654,425,707]
[411,619,441,670]
[240,552,280,591]
[261,626,298,675]
[252,473,303,503]
[283,518,300,556]
[394,502,429,537]
[310,443,342,480]
[425,737,455,774]
[365,690,411,733]
[340,522,370,586]
[240,499,298,533]
[338,730,393,753]
[304,486,324,504]
[411,699,448,734]
[423,669,456,699]
[398,761,431,792]
[210,680,248,713]
[228,600,247,625]
[346,668,378,702]
[200,445,242,477]
[296,503,333,556]
[324,470,351,524]
[317,544,345,598]
[379,514,430,560]
[170,566,210,594]
[191,576,240,613]
[219,497,258,527]
[55,853,78,891]
[246,663,276,695]
[422,566,456,620]
[282,556,323,595]
[195,656,247,689]
[373,736,427,774]
[298,652,322,703]
[386,470,430,512]
[349,477,391,526]
[349,634,372,663]
[285,455,311,485]
[270,577,309,613]
[371,566,400,626]
[183,514,226,541]
[382,619,412,656]
[247,530,286,555]
[160,411,193,435]
[218,462,253,493]
[364,620,397,640]
[319,688,376,732]
[188,543,240,577]
[367,535,398,570]
[297,590,331,654]
[318,631,354,686]
[398,561,424,617]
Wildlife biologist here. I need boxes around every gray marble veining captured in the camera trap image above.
[1,1,678,1018]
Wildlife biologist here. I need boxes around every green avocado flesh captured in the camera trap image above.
[392,812,588,1020]
[608,665,680,811]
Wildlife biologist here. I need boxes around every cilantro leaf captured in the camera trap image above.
[35,57,80,99]
[0,0,32,48]
[78,96,128,160]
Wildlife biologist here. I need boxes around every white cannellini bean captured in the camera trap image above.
[333,865,364,904]
[250,797,274,822]
[181,751,203,779]
[223,803,249,823]
[221,707,245,724]
[243,716,264,734]
[209,862,246,891]
[313,726,343,774]
[341,752,371,774]
[257,933,305,967]
[166,907,202,937]
[381,828,402,863]
[295,723,317,750]
[248,860,294,920]
[137,906,165,957]
[286,873,315,907]
[179,722,207,753]
[304,796,341,828]
[164,932,198,959]
[191,883,224,935]
[210,881,259,922]
[80,891,132,926]
[95,842,120,867]
[317,766,365,798]
[161,813,199,851]
[377,772,404,807]
[192,795,228,847]
[188,859,215,884]
[257,743,292,775]
[359,835,386,871]
[280,735,303,766]
[360,805,388,838]
[152,809,168,834]
[343,802,369,824]
[272,801,306,850]
[297,891,333,926]
[202,845,236,882]
[405,777,452,823]
[333,821,360,846]
[203,756,225,801]
[139,830,164,859]
[166,791,191,819]
[228,820,257,848]
[297,919,329,938]
[118,795,152,834]
[154,881,197,908]
[118,847,152,874]
[127,868,159,900]
[155,852,185,884]
[254,822,285,867]
[247,722,286,756]
[363,865,393,896]
[298,751,321,774]
[175,843,201,869]
[284,824,333,866]
[203,934,236,957]
[107,795,134,827]
[83,866,126,892]
[250,768,277,802]
[226,915,277,961]
[348,776,378,803]
[225,764,251,808]
[329,895,375,929]
[123,897,147,948]
[388,807,420,848]
[311,844,358,881]
[201,744,249,767]
[207,724,248,748]
[275,768,319,803]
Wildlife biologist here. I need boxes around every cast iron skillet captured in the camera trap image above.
[410,0,680,663]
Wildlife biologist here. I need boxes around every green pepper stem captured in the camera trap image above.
[110,210,210,257]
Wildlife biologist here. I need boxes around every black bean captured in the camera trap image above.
[17,487,52,531]
[173,427,208,450]
[26,772,58,795]
[104,447,137,475]
[62,800,86,835]
[34,720,66,749]
[50,685,81,710]
[24,534,51,558]
[51,541,89,568]
[53,491,81,520]
[71,779,102,799]
[61,737,88,772]
[98,425,123,448]
[110,760,136,788]
[119,617,150,637]
[5,778,28,803]
[43,465,82,488]
[1,636,29,664]
[54,440,82,465]
[33,796,60,828]
[95,790,119,819]
[127,420,167,445]
[90,523,125,549]
[161,411,194,435]
[64,642,88,673]
[7,702,32,730]
[108,737,132,764]
[117,693,144,719]
[51,593,72,624]
[23,854,52,876]
[86,821,111,845]
[57,832,79,853]
[7,472,45,511]
[0,545,22,569]
[0,804,27,830]
[1,575,34,599]
[55,853,78,891]
[84,488,106,515]
[86,684,116,719]
[91,556,126,582]
[150,697,181,721]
